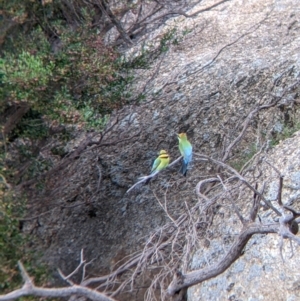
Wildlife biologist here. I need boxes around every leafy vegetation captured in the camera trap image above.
[0,188,24,291]
[0,180,50,293]
[123,27,181,70]
[1,28,129,131]
[1,1,185,137]
[230,143,258,172]
[270,121,300,147]
[1,0,144,183]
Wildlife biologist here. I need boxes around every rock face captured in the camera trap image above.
[188,131,300,301]
[23,0,300,300]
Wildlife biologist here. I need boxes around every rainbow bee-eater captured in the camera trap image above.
[178,133,192,176]
[145,150,170,184]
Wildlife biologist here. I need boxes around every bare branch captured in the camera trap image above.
[222,101,281,162]
[0,285,117,301]
[249,183,264,221]
[195,177,220,202]
[227,196,245,225]
[91,0,133,45]
[0,261,118,301]
[18,261,33,286]
[18,117,141,189]
[167,223,278,295]
[58,249,86,285]
[187,9,274,79]
[131,0,231,29]
[278,175,284,207]
[283,206,300,217]
[264,159,282,176]
[153,189,176,224]
[278,215,300,245]
[195,154,282,216]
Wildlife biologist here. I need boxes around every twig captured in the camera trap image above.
[240,143,267,175]
[263,159,282,176]
[133,0,231,28]
[195,178,220,202]
[153,190,176,224]
[249,183,264,222]
[195,154,282,216]
[58,249,86,285]
[222,101,282,162]
[19,261,33,286]
[187,8,274,79]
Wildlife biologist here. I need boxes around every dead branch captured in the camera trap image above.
[81,216,185,287]
[130,0,230,30]
[187,10,273,80]
[93,0,133,45]
[221,79,300,164]
[195,177,220,202]
[222,101,282,162]
[196,154,282,216]
[166,158,300,296]
[58,249,86,285]
[249,182,264,222]
[153,189,176,223]
[0,261,117,301]
[167,223,278,296]
[270,169,300,260]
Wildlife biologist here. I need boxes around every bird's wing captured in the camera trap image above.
[158,157,169,171]
[151,157,161,173]
[185,144,193,158]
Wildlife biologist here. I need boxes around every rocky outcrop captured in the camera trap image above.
[188,131,300,301]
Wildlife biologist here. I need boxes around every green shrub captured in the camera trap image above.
[0,189,25,291]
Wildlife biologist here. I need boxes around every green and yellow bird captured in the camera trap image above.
[145,150,170,184]
[178,133,193,176]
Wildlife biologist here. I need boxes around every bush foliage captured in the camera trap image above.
[1,0,135,133]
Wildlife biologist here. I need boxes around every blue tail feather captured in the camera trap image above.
[180,161,188,176]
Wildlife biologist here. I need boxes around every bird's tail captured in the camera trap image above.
[180,161,188,176]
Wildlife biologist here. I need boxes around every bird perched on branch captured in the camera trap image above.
[145,150,170,184]
[178,133,193,176]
